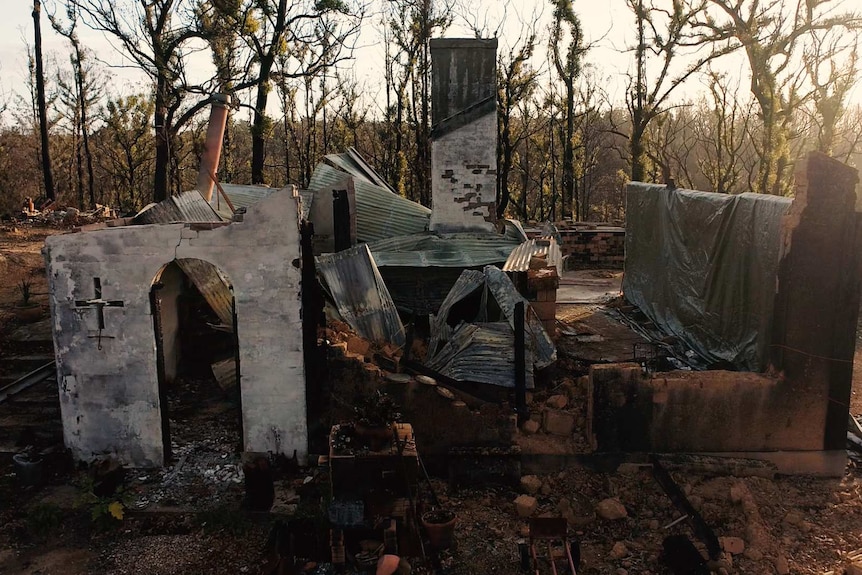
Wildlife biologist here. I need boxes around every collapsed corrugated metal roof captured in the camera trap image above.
[317,244,406,348]
[176,258,234,330]
[308,163,430,242]
[367,232,520,268]
[503,237,563,276]
[426,322,534,388]
[323,147,397,193]
[209,184,276,219]
[134,191,223,224]
[426,265,556,388]
[503,219,529,243]
[153,258,234,331]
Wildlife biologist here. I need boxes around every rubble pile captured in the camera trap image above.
[128,441,244,509]
[432,465,862,575]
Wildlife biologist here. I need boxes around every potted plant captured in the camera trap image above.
[421,507,457,550]
[352,389,401,451]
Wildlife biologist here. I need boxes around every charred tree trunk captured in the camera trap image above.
[33,0,55,202]
[154,76,170,202]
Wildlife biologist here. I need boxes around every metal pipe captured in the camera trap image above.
[195,93,231,202]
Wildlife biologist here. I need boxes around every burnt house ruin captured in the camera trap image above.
[38,35,862,482]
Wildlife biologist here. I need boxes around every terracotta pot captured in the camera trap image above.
[422,510,456,550]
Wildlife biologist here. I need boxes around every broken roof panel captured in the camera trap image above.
[175,258,234,331]
[323,147,397,193]
[503,237,563,276]
[426,322,535,388]
[426,265,556,388]
[134,191,223,224]
[503,219,529,243]
[367,232,520,268]
[308,163,430,242]
[317,244,406,348]
[212,183,276,216]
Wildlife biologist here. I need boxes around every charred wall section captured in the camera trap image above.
[44,188,307,467]
[592,153,862,475]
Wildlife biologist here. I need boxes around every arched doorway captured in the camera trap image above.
[150,258,241,463]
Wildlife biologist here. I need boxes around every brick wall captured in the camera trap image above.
[530,227,625,269]
[430,111,498,232]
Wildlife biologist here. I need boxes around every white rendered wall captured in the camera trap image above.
[44,188,307,467]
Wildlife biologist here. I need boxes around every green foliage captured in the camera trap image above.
[74,475,126,531]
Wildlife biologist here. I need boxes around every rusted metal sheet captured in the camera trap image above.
[502,237,563,275]
[316,244,406,347]
[134,191,223,224]
[175,258,234,331]
[308,163,430,242]
[377,267,466,316]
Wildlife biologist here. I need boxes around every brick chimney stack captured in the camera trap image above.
[429,38,498,232]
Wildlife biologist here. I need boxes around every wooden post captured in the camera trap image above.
[514,301,528,424]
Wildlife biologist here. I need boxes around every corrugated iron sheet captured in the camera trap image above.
[134,191,223,224]
[175,258,234,331]
[426,266,556,386]
[426,322,535,388]
[503,219,529,243]
[502,237,563,275]
[323,147,397,193]
[208,184,277,219]
[427,269,485,358]
[367,232,520,268]
[308,164,430,242]
[316,244,406,347]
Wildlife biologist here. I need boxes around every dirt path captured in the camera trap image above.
[0,224,55,337]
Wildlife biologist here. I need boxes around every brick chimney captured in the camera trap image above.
[429,38,498,232]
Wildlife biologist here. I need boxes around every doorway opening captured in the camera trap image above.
[150,259,242,465]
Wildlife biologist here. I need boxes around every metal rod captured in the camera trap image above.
[0,361,55,404]
[565,540,577,575]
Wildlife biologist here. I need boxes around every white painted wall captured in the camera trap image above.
[430,112,498,232]
[44,188,307,467]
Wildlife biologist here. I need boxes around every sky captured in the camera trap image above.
[0,1,859,121]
